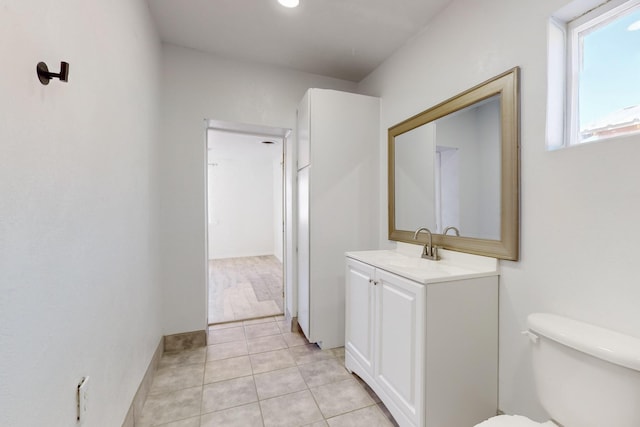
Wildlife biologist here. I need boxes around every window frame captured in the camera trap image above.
[549,0,640,149]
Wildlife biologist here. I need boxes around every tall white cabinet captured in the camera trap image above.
[296,89,379,349]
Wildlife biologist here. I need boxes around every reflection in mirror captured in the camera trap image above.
[388,67,519,260]
[395,96,501,240]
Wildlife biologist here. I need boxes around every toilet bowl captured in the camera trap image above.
[475,415,556,426]
[473,313,640,427]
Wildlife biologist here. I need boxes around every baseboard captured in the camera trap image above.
[164,330,207,352]
[121,330,208,426]
[121,336,164,427]
[290,316,301,333]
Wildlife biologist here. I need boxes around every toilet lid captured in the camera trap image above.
[475,415,557,427]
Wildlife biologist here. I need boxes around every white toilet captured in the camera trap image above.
[476,312,640,427]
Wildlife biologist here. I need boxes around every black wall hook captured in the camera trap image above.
[37,61,69,85]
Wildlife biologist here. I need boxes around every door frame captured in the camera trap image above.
[203,119,293,325]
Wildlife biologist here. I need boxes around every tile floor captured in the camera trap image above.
[138,316,398,427]
[209,256,284,323]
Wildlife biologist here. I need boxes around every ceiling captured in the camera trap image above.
[147,0,451,82]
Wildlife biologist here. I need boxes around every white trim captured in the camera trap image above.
[548,0,640,149]
[567,0,640,146]
[566,15,581,146]
[570,0,640,29]
[554,0,608,22]
[546,18,568,150]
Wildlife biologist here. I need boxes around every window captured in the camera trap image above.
[548,0,640,149]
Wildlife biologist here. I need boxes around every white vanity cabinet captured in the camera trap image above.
[345,251,499,427]
[345,260,376,376]
[346,258,426,426]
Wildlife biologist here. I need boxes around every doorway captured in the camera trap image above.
[205,120,291,324]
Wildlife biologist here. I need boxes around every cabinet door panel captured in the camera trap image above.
[375,270,425,425]
[345,259,376,374]
[297,90,310,169]
[297,166,310,339]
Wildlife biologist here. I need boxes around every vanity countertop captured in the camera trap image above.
[346,243,499,284]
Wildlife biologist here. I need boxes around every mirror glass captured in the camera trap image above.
[394,95,501,240]
[389,68,519,260]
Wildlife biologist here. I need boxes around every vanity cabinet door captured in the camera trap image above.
[345,258,376,376]
[375,269,426,427]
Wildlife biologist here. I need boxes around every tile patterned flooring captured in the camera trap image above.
[138,316,398,427]
[208,256,284,324]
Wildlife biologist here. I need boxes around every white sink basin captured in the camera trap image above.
[388,259,471,275]
[345,248,498,284]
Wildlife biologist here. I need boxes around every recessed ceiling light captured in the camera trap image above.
[628,20,640,31]
[278,0,299,8]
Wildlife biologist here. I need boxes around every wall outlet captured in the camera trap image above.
[77,376,89,424]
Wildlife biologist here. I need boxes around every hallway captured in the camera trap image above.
[137,316,398,426]
[208,256,284,324]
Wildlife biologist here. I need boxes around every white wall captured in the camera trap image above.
[358,0,640,420]
[159,43,357,333]
[207,131,282,259]
[0,1,162,426]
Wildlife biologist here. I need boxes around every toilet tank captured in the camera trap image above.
[527,313,640,427]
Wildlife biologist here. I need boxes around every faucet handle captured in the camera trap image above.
[422,244,440,261]
[431,246,440,260]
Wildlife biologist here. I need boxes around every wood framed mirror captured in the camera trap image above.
[388,67,520,260]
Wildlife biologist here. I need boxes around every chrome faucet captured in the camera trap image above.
[413,227,439,260]
[443,226,460,236]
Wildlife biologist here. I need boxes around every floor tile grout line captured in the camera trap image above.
[196,370,340,424]
[152,300,368,425]
[323,402,392,424]
[146,381,205,399]
[256,396,267,427]
[155,360,207,371]
[146,364,376,424]
[311,379,380,423]
[306,378,329,423]
[204,342,339,375]
[199,350,206,419]
[151,413,201,427]
[256,385,312,402]
[144,332,396,426]
[248,371,266,427]
[205,340,318,365]
[204,372,253,388]
[199,399,260,418]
